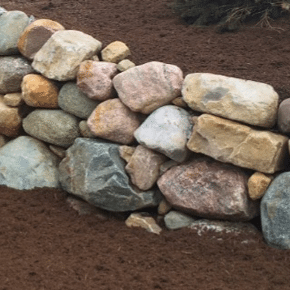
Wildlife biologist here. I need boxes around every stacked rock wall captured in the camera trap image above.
[1,7,290,249]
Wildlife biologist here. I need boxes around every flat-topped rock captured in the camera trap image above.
[32,30,102,81]
[187,114,289,174]
[182,73,279,128]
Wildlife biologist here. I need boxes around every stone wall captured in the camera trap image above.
[1,7,290,249]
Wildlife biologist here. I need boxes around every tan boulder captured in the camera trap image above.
[101,41,131,63]
[117,59,135,71]
[0,96,22,137]
[87,98,141,144]
[125,145,168,190]
[187,114,289,174]
[248,172,273,200]
[182,73,279,128]
[21,74,59,108]
[17,19,65,60]
[3,93,24,107]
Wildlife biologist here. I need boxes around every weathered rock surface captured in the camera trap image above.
[58,138,162,212]
[261,172,290,249]
[32,30,102,81]
[113,61,183,114]
[164,210,196,230]
[0,56,36,94]
[125,145,168,190]
[187,114,289,174]
[21,73,59,108]
[125,212,162,235]
[58,82,99,119]
[77,60,118,101]
[117,59,135,72]
[134,105,192,162]
[248,172,272,200]
[87,98,141,144]
[157,157,259,221]
[0,11,31,55]
[182,73,279,128]
[22,109,80,148]
[119,145,136,163]
[17,19,65,60]
[0,136,60,190]
[101,41,131,63]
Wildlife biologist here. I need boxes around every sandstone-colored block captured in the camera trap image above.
[79,120,96,138]
[182,73,279,128]
[3,93,24,107]
[101,41,131,63]
[125,145,168,190]
[125,212,162,235]
[248,172,273,200]
[187,114,289,174]
[21,74,59,108]
[17,19,65,60]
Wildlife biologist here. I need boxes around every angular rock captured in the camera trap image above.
[3,93,24,107]
[125,212,162,235]
[58,138,162,212]
[32,30,102,81]
[277,98,290,134]
[119,145,136,163]
[22,109,80,148]
[0,96,22,137]
[101,41,131,63]
[0,11,30,55]
[0,56,36,94]
[159,160,179,176]
[187,114,289,174]
[58,82,99,119]
[79,120,96,138]
[117,59,135,72]
[87,98,141,144]
[261,172,290,249]
[17,19,65,60]
[182,73,279,128]
[164,210,196,230]
[248,172,272,200]
[0,136,60,190]
[171,96,188,108]
[77,60,118,101]
[113,61,183,114]
[134,105,192,162]
[21,74,59,108]
[125,145,168,191]
[157,157,259,221]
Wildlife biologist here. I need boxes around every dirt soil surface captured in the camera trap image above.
[1,0,290,289]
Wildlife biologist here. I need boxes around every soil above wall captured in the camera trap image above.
[1,0,290,289]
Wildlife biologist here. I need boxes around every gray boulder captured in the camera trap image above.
[261,172,290,249]
[0,11,31,55]
[58,138,162,212]
[58,82,100,119]
[0,136,60,190]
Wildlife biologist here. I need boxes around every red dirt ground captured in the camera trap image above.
[1,0,290,289]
